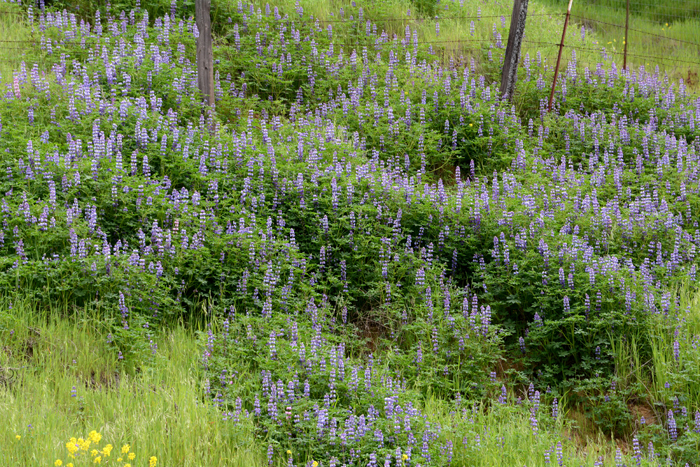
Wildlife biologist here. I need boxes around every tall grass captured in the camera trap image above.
[645,283,700,409]
[0,3,36,85]
[0,298,264,467]
[422,394,627,466]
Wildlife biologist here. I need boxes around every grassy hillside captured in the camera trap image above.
[538,0,700,24]
[1,0,699,465]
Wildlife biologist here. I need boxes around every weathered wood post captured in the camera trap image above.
[500,0,529,101]
[196,0,214,106]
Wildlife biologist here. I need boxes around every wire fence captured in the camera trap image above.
[1,2,699,86]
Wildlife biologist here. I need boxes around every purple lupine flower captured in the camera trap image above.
[615,449,623,467]
[254,394,261,416]
[556,442,563,466]
[674,340,680,362]
[499,385,507,404]
[268,331,277,359]
[481,305,491,337]
[119,291,129,323]
[632,437,641,466]
[534,312,543,327]
[668,410,677,441]
[415,267,425,287]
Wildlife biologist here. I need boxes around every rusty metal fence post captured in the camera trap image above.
[548,0,573,112]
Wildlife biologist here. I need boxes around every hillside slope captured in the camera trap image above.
[1,0,699,465]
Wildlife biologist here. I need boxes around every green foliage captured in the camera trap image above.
[410,0,439,18]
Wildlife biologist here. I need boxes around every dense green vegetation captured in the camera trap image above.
[1,0,699,465]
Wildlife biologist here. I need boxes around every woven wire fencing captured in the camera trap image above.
[0,0,699,90]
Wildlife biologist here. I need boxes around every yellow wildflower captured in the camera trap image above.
[286,450,292,455]
[88,431,102,444]
[55,461,63,467]
[15,435,20,441]
[121,444,130,454]
[66,441,79,456]
[67,464,74,467]
[402,454,408,460]
[117,458,123,462]
[128,452,136,460]
[91,449,99,457]
[78,438,91,451]
[312,462,319,467]
[94,456,102,464]
[102,444,113,457]
[149,456,158,467]
[124,464,131,467]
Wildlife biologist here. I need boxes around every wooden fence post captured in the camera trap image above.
[500,0,529,101]
[196,0,214,106]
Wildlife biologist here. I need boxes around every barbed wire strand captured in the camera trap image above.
[302,12,563,24]
[524,39,700,66]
